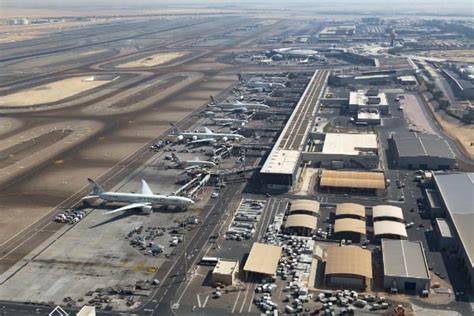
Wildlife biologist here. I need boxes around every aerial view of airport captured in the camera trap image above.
[0,0,473,315]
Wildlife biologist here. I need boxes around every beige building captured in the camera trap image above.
[325,246,372,289]
[243,243,282,278]
[212,259,240,286]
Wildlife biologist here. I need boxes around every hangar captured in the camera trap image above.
[373,205,404,223]
[389,132,456,170]
[285,214,318,236]
[374,221,408,240]
[335,203,366,220]
[334,218,366,242]
[289,199,320,217]
[243,243,282,278]
[319,170,386,196]
[382,239,431,293]
[325,246,372,289]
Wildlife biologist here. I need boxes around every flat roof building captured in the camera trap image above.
[243,243,282,277]
[325,246,372,289]
[303,132,379,169]
[382,239,431,293]
[374,221,408,240]
[373,205,404,223]
[357,110,381,125]
[349,89,389,114]
[390,132,456,170]
[213,259,240,286]
[434,218,456,250]
[433,172,474,287]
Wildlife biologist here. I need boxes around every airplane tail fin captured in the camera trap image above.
[169,123,181,135]
[87,178,104,195]
[171,153,180,163]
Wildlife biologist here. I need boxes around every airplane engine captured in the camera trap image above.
[222,136,228,142]
[142,205,153,214]
[177,135,184,141]
[192,135,198,141]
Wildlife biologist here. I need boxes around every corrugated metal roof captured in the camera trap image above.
[290,199,320,214]
[285,214,318,230]
[243,243,282,275]
[373,205,404,220]
[336,203,366,218]
[320,170,385,189]
[382,239,430,279]
[374,221,407,238]
[334,218,366,235]
[393,132,455,159]
[434,172,474,268]
[325,246,372,279]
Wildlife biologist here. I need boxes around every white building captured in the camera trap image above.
[349,89,389,115]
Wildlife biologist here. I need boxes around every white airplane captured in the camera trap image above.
[83,178,194,214]
[171,153,216,170]
[210,117,248,126]
[169,124,245,143]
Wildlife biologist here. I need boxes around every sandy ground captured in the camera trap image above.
[421,94,474,160]
[0,77,112,107]
[116,52,188,68]
[0,117,22,136]
[417,50,474,63]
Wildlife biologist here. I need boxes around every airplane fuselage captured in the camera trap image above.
[99,192,194,207]
[180,132,244,140]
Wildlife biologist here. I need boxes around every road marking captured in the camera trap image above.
[197,294,201,308]
[202,295,209,308]
[231,289,242,313]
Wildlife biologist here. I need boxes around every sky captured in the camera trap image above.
[0,0,472,16]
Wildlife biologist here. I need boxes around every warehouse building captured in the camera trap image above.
[319,170,386,196]
[302,132,379,169]
[373,205,404,223]
[348,89,389,115]
[389,132,456,170]
[334,218,366,243]
[243,243,282,279]
[212,259,240,286]
[382,239,431,293]
[289,199,320,217]
[325,246,372,289]
[432,172,474,287]
[335,203,366,220]
[374,221,408,240]
[285,214,318,236]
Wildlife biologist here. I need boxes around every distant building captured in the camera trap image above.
[389,132,456,170]
[349,89,389,115]
[8,18,29,25]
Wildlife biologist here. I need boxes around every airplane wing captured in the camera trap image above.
[203,127,213,134]
[141,179,154,195]
[189,138,216,145]
[104,203,150,215]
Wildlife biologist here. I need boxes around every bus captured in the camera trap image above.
[200,256,220,266]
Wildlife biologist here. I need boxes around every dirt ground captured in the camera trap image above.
[116,52,189,68]
[0,77,112,107]
[417,50,474,63]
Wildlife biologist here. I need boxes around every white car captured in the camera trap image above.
[406,222,415,228]
[211,192,219,198]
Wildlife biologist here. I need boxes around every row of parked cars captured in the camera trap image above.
[54,209,86,224]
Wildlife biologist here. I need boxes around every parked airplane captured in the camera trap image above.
[83,178,194,214]
[171,153,216,170]
[169,124,245,143]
